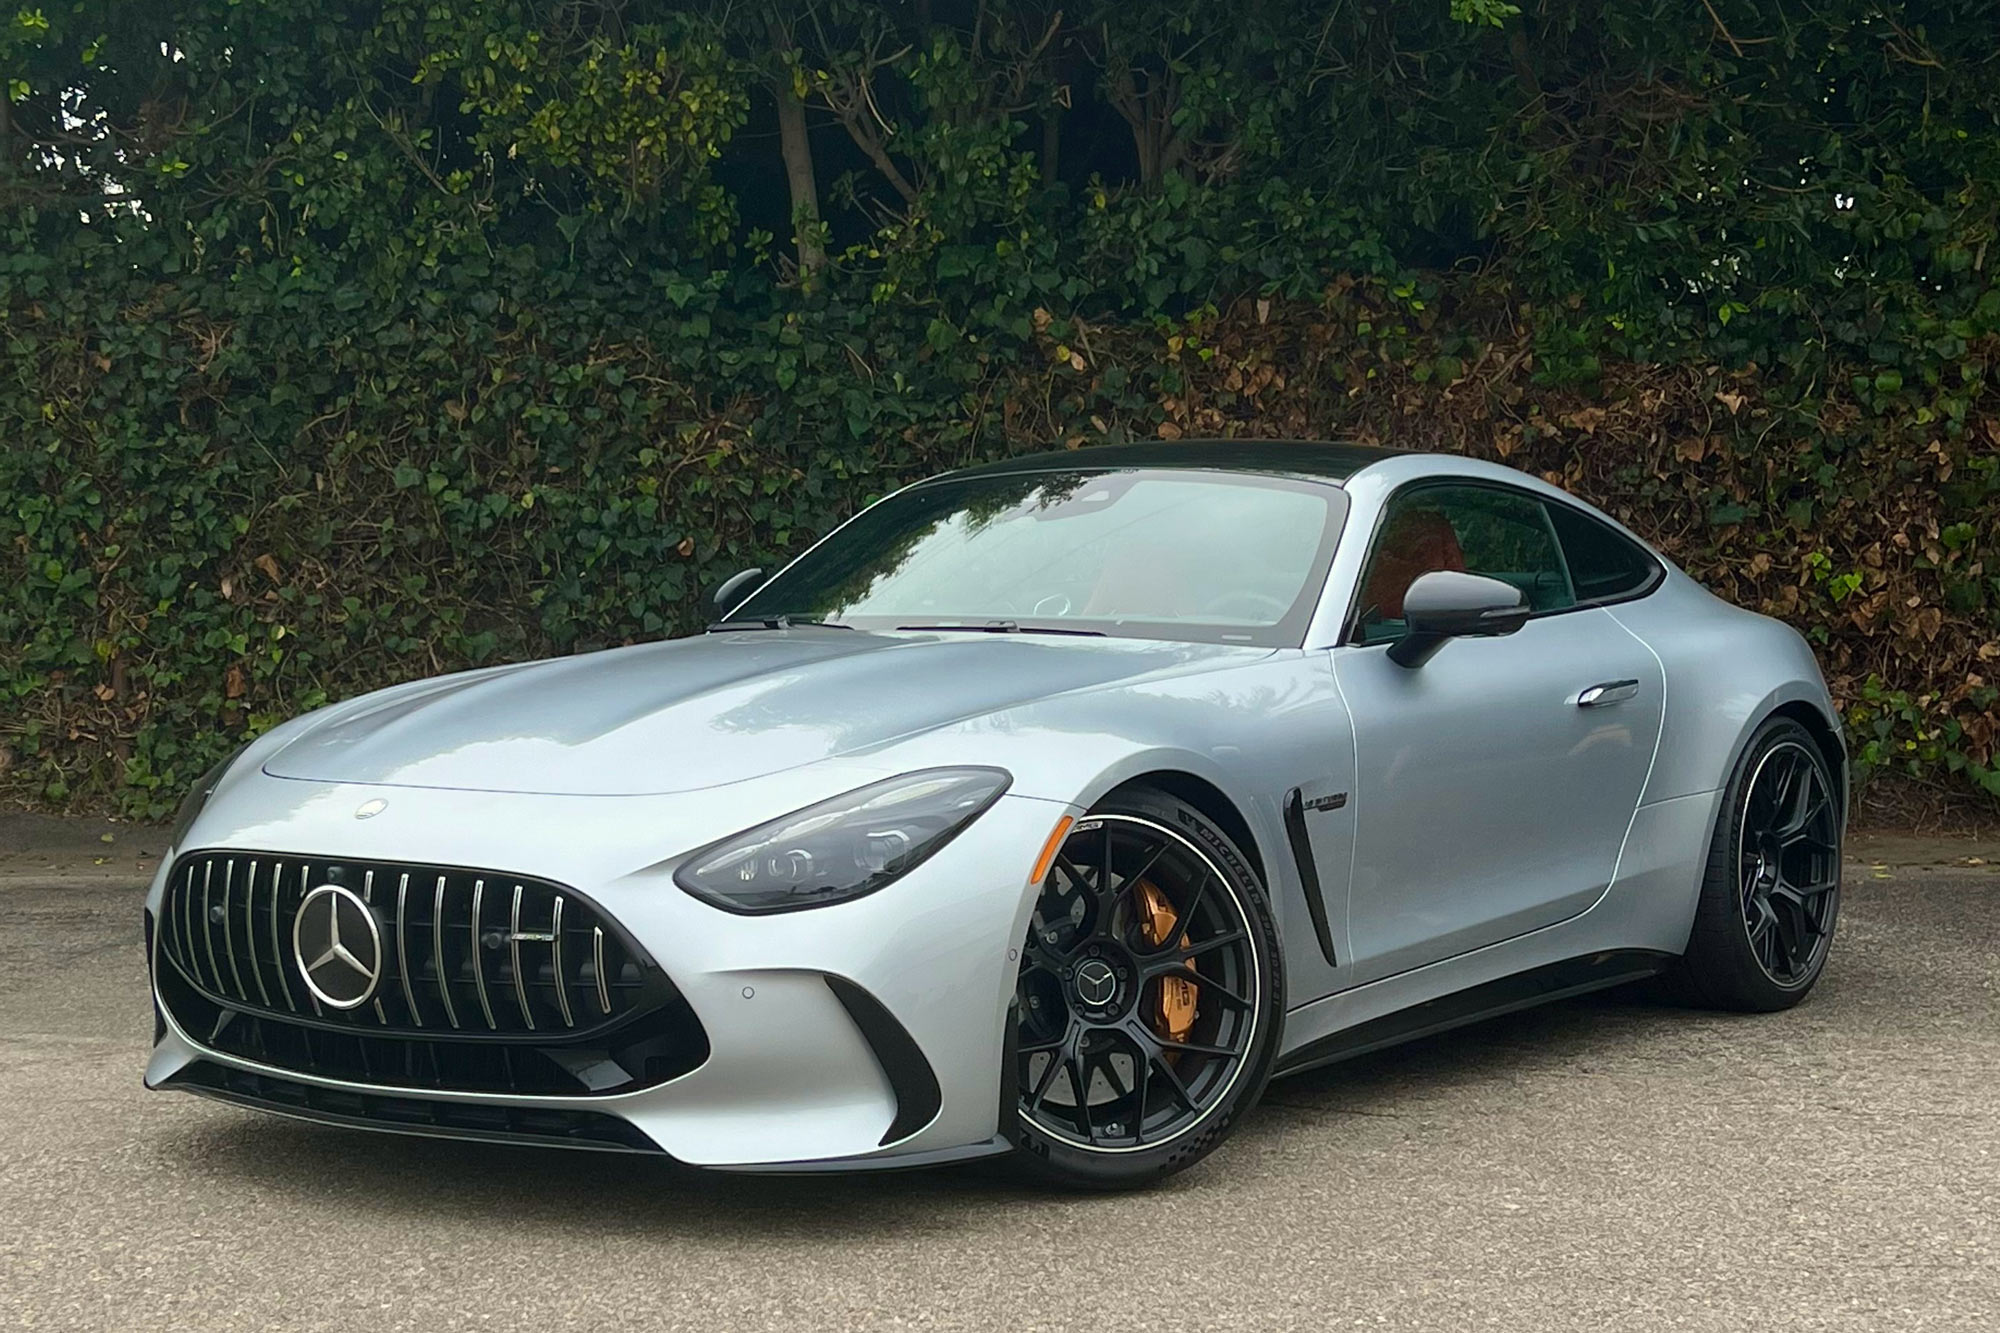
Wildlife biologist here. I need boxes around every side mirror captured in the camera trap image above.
[712,567,766,617]
[1387,570,1529,668]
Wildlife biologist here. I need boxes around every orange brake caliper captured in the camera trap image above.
[1135,879,1197,1045]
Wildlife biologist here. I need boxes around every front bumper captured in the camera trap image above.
[145,766,1069,1170]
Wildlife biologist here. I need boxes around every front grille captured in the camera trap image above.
[155,849,708,1096]
[171,1061,664,1153]
[159,850,656,1037]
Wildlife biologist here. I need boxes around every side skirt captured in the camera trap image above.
[1272,948,1673,1078]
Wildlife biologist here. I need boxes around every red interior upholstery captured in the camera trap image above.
[1360,509,1467,620]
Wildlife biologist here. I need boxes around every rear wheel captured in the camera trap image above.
[1005,789,1283,1188]
[1667,716,1842,1011]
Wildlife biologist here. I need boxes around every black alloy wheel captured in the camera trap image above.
[1736,738,1841,987]
[1667,715,1843,1012]
[1008,790,1281,1186]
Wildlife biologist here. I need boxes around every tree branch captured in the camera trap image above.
[812,35,920,207]
[768,13,825,276]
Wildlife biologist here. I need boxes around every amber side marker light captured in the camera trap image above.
[1030,815,1075,885]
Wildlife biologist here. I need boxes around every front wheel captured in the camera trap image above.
[1665,716,1843,1012]
[1005,789,1283,1188]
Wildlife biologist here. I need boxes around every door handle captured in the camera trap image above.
[1577,679,1641,708]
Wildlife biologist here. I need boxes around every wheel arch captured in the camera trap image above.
[1769,699,1848,815]
[1706,687,1846,814]
[1057,747,1328,1003]
[1100,768,1268,886]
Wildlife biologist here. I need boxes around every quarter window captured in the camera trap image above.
[1354,485,1575,645]
[1545,502,1659,603]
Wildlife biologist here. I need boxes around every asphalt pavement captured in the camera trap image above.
[0,818,1994,1331]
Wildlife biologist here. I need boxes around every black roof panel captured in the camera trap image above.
[943,438,1404,485]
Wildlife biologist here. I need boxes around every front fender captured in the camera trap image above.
[855,650,1354,1004]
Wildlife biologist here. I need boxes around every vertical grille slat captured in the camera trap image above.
[199,861,221,995]
[550,895,574,1029]
[470,878,498,1031]
[396,872,423,1029]
[271,860,298,1011]
[593,926,611,1016]
[363,870,388,1023]
[300,863,323,1017]
[166,867,184,975]
[432,874,461,1030]
[219,860,247,1001]
[509,884,535,1031]
[178,865,202,987]
[242,859,272,1008]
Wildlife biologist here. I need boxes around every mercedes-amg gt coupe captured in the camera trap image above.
[146,440,1846,1187]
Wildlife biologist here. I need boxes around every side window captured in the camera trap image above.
[1545,503,1658,603]
[1354,485,1576,645]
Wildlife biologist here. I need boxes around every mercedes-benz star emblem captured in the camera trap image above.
[292,884,383,1009]
[1075,959,1118,1006]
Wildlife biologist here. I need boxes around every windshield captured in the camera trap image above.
[730,468,1348,646]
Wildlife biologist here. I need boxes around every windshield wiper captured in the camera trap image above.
[706,616,854,632]
[895,621,1106,637]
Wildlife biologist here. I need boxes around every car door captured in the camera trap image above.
[1329,482,1665,986]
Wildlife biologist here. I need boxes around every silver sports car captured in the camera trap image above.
[146,441,1846,1187]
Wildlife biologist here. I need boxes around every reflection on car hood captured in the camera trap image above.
[262,630,1270,795]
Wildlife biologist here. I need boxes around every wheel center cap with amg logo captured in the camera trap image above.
[292,883,383,1010]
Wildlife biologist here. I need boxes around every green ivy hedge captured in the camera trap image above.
[2,0,1997,812]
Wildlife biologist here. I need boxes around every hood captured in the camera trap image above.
[261,630,1269,796]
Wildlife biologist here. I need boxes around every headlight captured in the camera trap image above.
[168,743,249,853]
[674,768,1011,915]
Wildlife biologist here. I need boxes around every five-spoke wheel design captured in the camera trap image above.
[1736,739,1840,987]
[1015,814,1264,1153]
